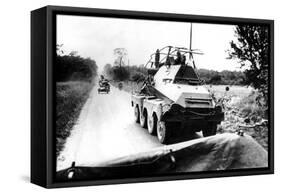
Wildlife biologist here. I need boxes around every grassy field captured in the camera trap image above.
[56,81,93,156]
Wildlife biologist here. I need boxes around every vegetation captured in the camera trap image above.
[104,63,246,85]
[56,81,92,156]
[103,64,147,82]
[197,69,246,85]
[56,53,97,82]
[56,48,98,156]
[228,24,269,103]
[235,92,268,150]
[214,89,268,151]
[113,48,128,67]
[225,25,269,150]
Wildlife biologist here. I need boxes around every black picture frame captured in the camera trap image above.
[31,5,274,188]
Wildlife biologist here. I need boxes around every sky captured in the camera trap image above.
[57,15,241,72]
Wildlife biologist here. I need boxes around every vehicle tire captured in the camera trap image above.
[157,121,172,144]
[202,123,217,137]
[134,106,140,123]
[148,113,157,135]
[140,109,148,128]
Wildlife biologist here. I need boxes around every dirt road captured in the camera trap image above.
[57,84,163,171]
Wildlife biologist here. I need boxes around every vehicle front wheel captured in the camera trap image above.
[202,123,217,137]
[148,114,157,135]
[157,121,172,144]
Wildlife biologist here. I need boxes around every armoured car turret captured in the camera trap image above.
[131,46,224,144]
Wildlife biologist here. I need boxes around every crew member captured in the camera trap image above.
[155,49,160,68]
[175,50,182,64]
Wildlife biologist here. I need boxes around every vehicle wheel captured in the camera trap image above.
[148,113,157,135]
[202,123,217,137]
[134,106,140,123]
[157,121,172,144]
[140,109,147,128]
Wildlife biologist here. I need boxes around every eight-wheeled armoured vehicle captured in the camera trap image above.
[131,46,224,144]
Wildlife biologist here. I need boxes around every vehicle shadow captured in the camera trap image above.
[170,130,202,144]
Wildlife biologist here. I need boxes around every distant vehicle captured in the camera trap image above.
[98,78,110,94]
[118,82,123,90]
[131,46,224,144]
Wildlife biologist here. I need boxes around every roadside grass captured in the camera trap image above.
[234,92,268,150]
[235,91,267,118]
[217,89,268,150]
[56,81,93,156]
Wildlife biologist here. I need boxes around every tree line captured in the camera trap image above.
[197,69,246,85]
[56,46,98,82]
[103,63,246,85]
[103,63,147,82]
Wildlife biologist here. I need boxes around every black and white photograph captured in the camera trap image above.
[1,0,281,192]
[54,14,271,181]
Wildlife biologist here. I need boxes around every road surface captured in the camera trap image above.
[57,84,164,171]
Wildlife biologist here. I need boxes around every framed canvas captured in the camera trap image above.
[31,5,274,188]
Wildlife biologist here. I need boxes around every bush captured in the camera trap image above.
[56,54,97,82]
[131,72,146,82]
[198,68,246,85]
[109,66,131,81]
[235,91,267,119]
[103,64,148,82]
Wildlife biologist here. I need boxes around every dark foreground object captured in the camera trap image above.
[57,133,268,181]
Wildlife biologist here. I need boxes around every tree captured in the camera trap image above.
[209,74,222,85]
[114,48,128,67]
[69,51,78,57]
[56,52,97,82]
[103,63,112,77]
[228,25,269,102]
[56,44,64,56]
[111,66,130,81]
[131,72,146,83]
